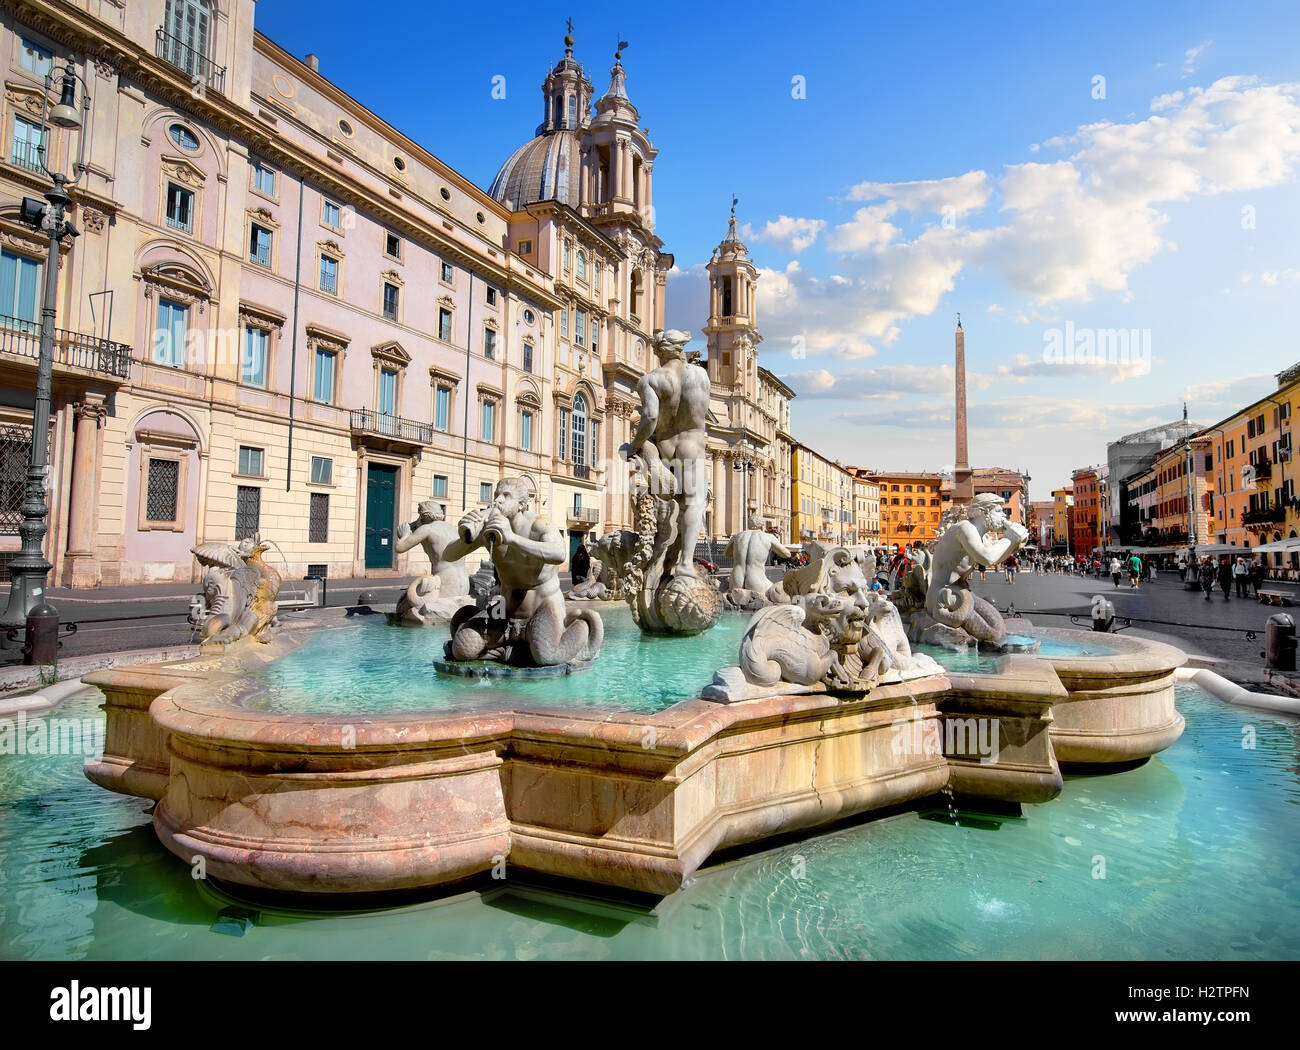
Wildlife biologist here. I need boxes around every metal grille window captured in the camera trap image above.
[0,423,34,534]
[235,484,260,539]
[166,183,194,233]
[383,282,399,321]
[309,491,329,543]
[145,458,180,523]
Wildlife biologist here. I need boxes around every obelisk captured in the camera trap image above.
[952,314,974,505]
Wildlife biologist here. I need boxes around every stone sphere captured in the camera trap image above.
[655,574,723,635]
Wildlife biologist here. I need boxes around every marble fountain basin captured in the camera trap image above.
[83,610,1186,899]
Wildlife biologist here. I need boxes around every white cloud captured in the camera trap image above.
[1183,40,1212,76]
[1261,268,1300,285]
[845,170,992,217]
[751,215,826,254]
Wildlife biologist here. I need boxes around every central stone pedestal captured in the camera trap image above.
[432,658,593,679]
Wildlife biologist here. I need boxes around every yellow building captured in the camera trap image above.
[1052,486,1074,549]
[792,445,854,544]
[850,469,880,546]
[865,471,943,551]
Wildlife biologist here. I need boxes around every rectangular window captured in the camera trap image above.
[486,287,498,307]
[573,493,583,515]
[310,455,333,484]
[309,491,329,543]
[319,255,338,294]
[591,318,599,354]
[438,308,452,342]
[19,37,52,77]
[238,446,264,477]
[591,419,600,461]
[522,343,533,373]
[322,199,341,229]
[382,281,399,321]
[594,262,603,291]
[251,160,276,196]
[0,249,42,323]
[378,368,397,415]
[479,482,492,503]
[560,309,568,339]
[575,308,587,347]
[440,261,454,284]
[313,348,336,403]
[235,485,261,540]
[10,116,44,173]
[520,410,533,451]
[249,224,272,267]
[517,239,532,255]
[433,475,448,499]
[242,327,268,387]
[154,298,187,368]
[563,242,572,270]
[384,232,401,259]
[165,183,194,233]
[481,401,495,442]
[557,407,569,461]
[484,328,496,360]
[435,385,451,431]
[145,458,179,523]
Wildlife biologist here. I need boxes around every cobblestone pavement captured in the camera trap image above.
[977,567,1295,664]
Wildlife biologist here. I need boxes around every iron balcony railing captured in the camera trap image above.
[1252,460,1273,482]
[155,27,226,94]
[572,463,591,480]
[349,408,432,445]
[0,315,130,378]
[1243,506,1286,527]
[9,139,44,173]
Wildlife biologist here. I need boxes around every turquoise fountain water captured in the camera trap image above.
[1,681,1297,959]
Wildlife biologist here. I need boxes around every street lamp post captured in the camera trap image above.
[0,59,90,663]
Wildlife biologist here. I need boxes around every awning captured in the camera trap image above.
[1251,537,1300,554]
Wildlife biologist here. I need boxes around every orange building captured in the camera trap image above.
[1070,467,1101,554]
[867,471,944,550]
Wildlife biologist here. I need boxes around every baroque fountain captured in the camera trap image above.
[81,330,1187,900]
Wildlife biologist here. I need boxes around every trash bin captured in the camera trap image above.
[1266,613,1296,671]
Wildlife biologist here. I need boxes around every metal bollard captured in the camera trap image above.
[23,599,59,666]
[1090,595,1115,632]
[1265,613,1296,671]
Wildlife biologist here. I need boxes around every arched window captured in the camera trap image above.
[164,0,212,78]
[567,95,576,127]
[572,392,587,467]
[576,250,586,281]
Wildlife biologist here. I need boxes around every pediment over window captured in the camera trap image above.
[239,300,285,331]
[436,294,454,309]
[371,340,410,368]
[305,323,349,354]
[161,155,206,186]
[139,262,211,307]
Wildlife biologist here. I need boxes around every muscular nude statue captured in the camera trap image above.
[442,477,602,665]
[620,329,711,578]
[726,515,792,592]
[391,501,471,624]
[925,493,1029,643]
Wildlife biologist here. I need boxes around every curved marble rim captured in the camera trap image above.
[142,618,1185,754]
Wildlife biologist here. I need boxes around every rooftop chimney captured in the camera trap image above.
[305,53,320,73]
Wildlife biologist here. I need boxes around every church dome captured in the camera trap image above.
[488,27,590,211]
[488,128,582,210]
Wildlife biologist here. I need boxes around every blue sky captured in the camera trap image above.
[256,0,1300,496]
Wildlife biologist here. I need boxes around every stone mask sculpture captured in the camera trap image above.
[189,536,282,645]
[705,543,941,702]
[439,476,602,668]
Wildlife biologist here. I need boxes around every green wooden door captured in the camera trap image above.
[365,464,398,569]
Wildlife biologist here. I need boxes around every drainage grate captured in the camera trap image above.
[306,563,328,578]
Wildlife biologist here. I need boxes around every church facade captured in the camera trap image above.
[0,4,799,589]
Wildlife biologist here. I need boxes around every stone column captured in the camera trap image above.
[64,394,107,588]
[610,139,621,203]
[579,147,590,206]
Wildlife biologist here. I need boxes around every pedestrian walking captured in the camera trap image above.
[1199,557,1216,600]
[1109,556,1122,588]
[1249,559,1265,598]
[1127,552,1142,589]
[1233,556,1250,598]
[1004,553,1018,583]
[1217,556,1233,599]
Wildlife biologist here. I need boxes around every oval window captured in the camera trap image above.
[476,211,486,224]
[168,124,199,151]
[440,187,451,201]
[523,309,536,325]
[338,118,354,136]
[393,156,406,172]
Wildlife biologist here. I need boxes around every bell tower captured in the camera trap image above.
[703,198,760,392]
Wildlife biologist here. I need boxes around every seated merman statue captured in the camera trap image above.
[924,493,1029,644]
[392,500,473,625]
[443,477,602,666]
